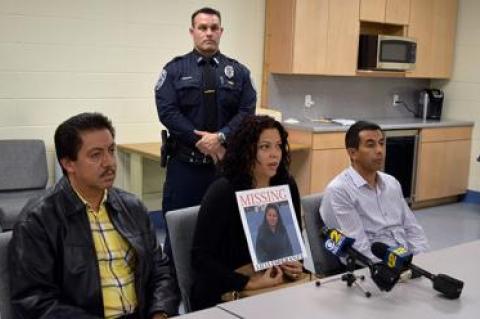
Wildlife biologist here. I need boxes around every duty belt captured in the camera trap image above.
[172,143,214,166]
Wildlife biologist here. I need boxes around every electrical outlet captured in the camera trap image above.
[392,94,400,106]
[304,94,315,108]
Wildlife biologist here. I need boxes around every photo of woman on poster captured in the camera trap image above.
[255,203,293,263]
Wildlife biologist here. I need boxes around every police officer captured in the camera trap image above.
[155,7,256,256]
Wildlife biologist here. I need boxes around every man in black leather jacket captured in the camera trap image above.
[8,112,179,319]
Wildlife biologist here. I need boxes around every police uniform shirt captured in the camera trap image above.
[155,50,256,148]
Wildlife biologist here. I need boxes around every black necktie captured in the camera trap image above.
[202,58,217,132]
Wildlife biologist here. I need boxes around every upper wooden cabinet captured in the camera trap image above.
[265,0,360,76]
[262,0,458,104]
[360,0,411,25]
[407,0,458,78]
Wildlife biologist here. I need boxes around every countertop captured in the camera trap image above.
[282,117,474,132]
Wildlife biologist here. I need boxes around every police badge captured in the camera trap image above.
[155,69,167,90]
[224,65,234,79]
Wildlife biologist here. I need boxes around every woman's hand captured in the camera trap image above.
[280,261,303,280]
[244,266,284,290]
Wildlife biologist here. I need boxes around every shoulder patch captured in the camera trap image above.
[155,69,168,91]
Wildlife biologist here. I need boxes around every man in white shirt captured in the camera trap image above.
[320,121,429,260]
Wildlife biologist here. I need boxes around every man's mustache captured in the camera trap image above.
[100,168,116,177]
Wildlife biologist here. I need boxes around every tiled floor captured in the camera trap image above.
[414,202,480,251]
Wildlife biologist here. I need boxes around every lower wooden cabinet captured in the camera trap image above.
[288,129,349,195]
[311,148,350,193]
[288,126,472,203]
[415,127,472,202]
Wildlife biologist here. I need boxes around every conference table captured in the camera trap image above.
[184,240,478,318]
[117,142,309,199]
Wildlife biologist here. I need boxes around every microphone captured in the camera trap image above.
[321,228,400,292]
[371,242,413,272]
[371,242,464,299]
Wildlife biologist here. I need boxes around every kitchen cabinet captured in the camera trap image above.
[265,0,359,76]
[360,0,411,25]
[415,127,472,202]
[288,125,472,205]
[288,129,349,195]
[407,0,458,78]
[261,0,458,105]
[262,0,360,106]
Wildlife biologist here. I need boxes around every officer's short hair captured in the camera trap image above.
[191,7,221,27]
[55,112,115,174]
[345,120,382,149]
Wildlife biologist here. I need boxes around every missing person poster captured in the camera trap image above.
[236,185,307,271]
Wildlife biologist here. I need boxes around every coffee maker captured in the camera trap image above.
[416,89,444,120]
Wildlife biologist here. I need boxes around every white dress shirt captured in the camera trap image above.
[320,167,429,260]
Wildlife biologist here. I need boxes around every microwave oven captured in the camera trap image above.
[358,34,417,71]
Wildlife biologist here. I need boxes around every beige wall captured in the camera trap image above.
[0,0,266,186]
[433,0,480,192]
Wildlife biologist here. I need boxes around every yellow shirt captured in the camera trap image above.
[76,190,137,318]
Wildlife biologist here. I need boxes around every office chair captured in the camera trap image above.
[302,193,346,277]
[165,206,200,313]
[0,231,13,319]
[0,140,48,231]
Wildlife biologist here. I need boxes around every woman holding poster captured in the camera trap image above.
[255,203,294,263]
[191,115,304,310]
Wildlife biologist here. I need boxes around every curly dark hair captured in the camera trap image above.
[221,115,290,189]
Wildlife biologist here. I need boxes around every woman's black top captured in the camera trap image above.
[190,175,301,310]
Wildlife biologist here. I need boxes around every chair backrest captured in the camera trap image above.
[165,206,200,313]
[0,140,48,191]
[302,193,345,277]
[0,231,13,319]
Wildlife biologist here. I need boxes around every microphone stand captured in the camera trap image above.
[316,255,372,298]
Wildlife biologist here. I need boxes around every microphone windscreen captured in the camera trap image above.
[323,228,355,257]
[371,242,389,259]
[371,242,413,271]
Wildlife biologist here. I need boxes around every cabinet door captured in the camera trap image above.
[310,149,350,193]
[385,0,410,25]
[360,0,386,23]
[360,0,410,24]
[293,0,328,73]
[407,0,458,78]
[407,0,433,77]
[415,140,471,201]
[430,0,458,78]
[416,141,445,201]
[415,127,472,202]
[325,0,360,75]
[444,140,471,196]
[265,0,295,73]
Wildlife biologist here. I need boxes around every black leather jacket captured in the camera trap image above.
[8,177,179,319]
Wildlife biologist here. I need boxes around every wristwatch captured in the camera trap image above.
[217,131,226,145]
